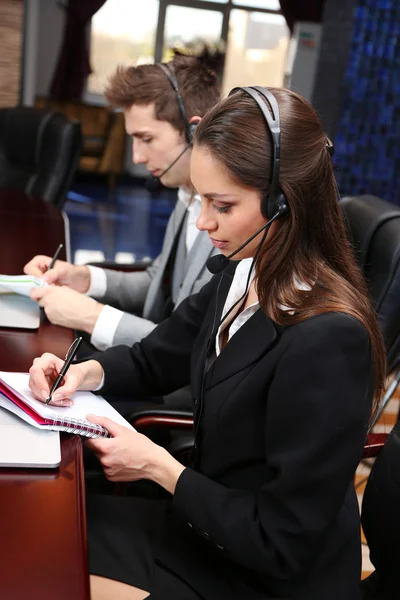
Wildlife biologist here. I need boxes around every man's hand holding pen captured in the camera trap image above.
[24,253,92,293]
[30,285,104,333]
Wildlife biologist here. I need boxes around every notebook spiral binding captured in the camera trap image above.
[53,416,109,438]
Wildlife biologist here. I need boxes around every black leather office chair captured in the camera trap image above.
[0,106,82,209]
[341,195,400,426]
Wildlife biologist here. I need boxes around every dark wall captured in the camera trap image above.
[313,0,400,204]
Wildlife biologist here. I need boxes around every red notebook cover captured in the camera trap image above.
[0,379,109,438]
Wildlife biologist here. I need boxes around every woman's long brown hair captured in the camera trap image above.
[194,87,386,420]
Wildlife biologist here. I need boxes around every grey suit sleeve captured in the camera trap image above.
[99,255,161,313]
[112,260,212,346]
[191,272,213,296]
[112,312,157,346]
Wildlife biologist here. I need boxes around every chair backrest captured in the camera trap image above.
[0,106,82,209]
[361,421,400,597]
[341,195,400,370]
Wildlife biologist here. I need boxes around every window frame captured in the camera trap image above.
[86,0,283,102]
[154,0,282,63]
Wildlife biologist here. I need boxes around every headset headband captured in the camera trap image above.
[229,86,286,219]
[158,63,193,144]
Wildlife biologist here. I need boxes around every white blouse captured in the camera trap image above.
[216,258,258,357]
[215,258,312,357]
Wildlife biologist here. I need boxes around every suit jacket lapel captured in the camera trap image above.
[143,200,187,319]
[191,264,235,397]
[205,309,278,389]
[192,259,278,391]
[177,231,215,302]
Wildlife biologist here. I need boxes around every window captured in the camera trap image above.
[88,0,159,95]
[223,10,289,94]
[232,0,280,8]
[162,5,224,62]
[88,0,289,98]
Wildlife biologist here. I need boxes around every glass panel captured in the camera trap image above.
[88,0,159,95]
[222,10,289,95]
[163,5,224,61]
[233,0,280,9]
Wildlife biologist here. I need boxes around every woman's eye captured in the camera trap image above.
[143,138,152,144]
[212,204,230,214]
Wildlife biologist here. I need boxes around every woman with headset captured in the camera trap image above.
[28,87,386,600]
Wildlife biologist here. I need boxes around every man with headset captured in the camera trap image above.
[24,55,221,352]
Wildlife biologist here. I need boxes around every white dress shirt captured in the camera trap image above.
[87,187,201,351]
[216,258,312,357]
[216,259,258,356]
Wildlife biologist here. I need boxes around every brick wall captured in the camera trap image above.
[0,0,24,107]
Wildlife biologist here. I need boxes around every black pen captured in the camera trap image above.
[47,244,63,271]
[45,337,83,405]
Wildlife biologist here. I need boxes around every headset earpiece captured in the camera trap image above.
[262,190,289,219]
[188,122,198,145]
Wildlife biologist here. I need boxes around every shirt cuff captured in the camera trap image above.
[90,304,124,351]
[86,266,107,298]
[94,371,105,392]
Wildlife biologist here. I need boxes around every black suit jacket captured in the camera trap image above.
[94,264,374,600]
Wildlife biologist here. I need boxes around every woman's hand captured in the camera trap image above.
[28,354,104,407]
[86,415,185,494]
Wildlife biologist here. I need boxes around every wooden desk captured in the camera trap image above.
[0,189,73,371]
[0,190,90,600]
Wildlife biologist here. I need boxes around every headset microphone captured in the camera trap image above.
[146,144,191,192]
[206,201,288,274]
[147,64,197,193]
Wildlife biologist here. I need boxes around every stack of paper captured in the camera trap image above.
[0,275,45,329]
[0,274,46,296]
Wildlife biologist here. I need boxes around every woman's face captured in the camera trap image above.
[191,146,268,259]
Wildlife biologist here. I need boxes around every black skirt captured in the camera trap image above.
[86,493,206,600]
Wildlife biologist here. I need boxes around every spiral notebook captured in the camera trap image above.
[0,371,135,439]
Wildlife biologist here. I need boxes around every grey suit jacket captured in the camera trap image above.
[97,198,218,348]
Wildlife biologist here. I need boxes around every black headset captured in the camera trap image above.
[158,63,197,145]
[207,86,289,275]
[146,63,197,192]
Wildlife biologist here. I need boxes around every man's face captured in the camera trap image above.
[125,103,191,188]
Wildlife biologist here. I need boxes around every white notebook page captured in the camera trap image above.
[0,371,135,431]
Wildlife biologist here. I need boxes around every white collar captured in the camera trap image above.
[215,260,312,356]
[223,259,312,318]
[178,186,194,206]
[177,186,201,217]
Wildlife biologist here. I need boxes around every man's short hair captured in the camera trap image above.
[104,55,221,134]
